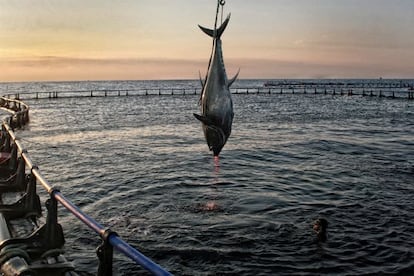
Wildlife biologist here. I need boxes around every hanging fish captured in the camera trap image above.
[194,5,239,157]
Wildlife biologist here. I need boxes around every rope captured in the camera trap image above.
[0,247,31,266]
[203,0,226,93]
[220,0,225,24]
[213,1,220,35]
[199,0,226,98]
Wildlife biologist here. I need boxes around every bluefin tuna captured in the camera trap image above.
[194,14,239,156]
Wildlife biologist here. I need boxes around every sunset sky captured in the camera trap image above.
[1,0,413,82]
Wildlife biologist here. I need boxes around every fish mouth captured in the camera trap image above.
[205,125,227,156]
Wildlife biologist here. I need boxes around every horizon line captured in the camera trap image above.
[1,77,414,84]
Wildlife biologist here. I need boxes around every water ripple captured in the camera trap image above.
[17,81,414,275]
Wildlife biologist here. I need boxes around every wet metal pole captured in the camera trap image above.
[53,192,172,276]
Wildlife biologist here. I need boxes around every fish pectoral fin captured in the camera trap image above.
[193,114,215,126]
[228,68,240,88]
[199,70,205,88]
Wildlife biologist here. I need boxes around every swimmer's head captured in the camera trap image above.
[313,218,328,242]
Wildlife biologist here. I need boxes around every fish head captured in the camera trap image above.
[204,124,227,156]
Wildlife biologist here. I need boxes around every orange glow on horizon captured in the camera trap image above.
[1,1,413,82]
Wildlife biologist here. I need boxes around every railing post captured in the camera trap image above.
[97,229,118,276]
[8,116,13,130]
[44,192,65,250]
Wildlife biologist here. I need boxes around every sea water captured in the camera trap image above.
[1,80,413,275]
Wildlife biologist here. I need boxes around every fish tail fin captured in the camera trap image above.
[198,14,231,39]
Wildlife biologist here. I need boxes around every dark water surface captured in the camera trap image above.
[3,80,414,275]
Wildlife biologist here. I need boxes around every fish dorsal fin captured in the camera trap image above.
[193,114,215,126]
[198,14,231,39]
[199,70,205,87]
[228,68,240,88]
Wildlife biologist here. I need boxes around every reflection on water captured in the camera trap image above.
[9,80,414,275]
[200,156,221,212]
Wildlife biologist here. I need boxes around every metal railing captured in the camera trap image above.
[0,96,172,275]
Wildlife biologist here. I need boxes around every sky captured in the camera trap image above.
[1,0,413,82]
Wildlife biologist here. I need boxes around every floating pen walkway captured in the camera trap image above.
[0,97,171,275]
[4,82,414,101]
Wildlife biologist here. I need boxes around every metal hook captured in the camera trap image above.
[219,0,226,24]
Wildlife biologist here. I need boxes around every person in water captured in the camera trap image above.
[313,218,328,242]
